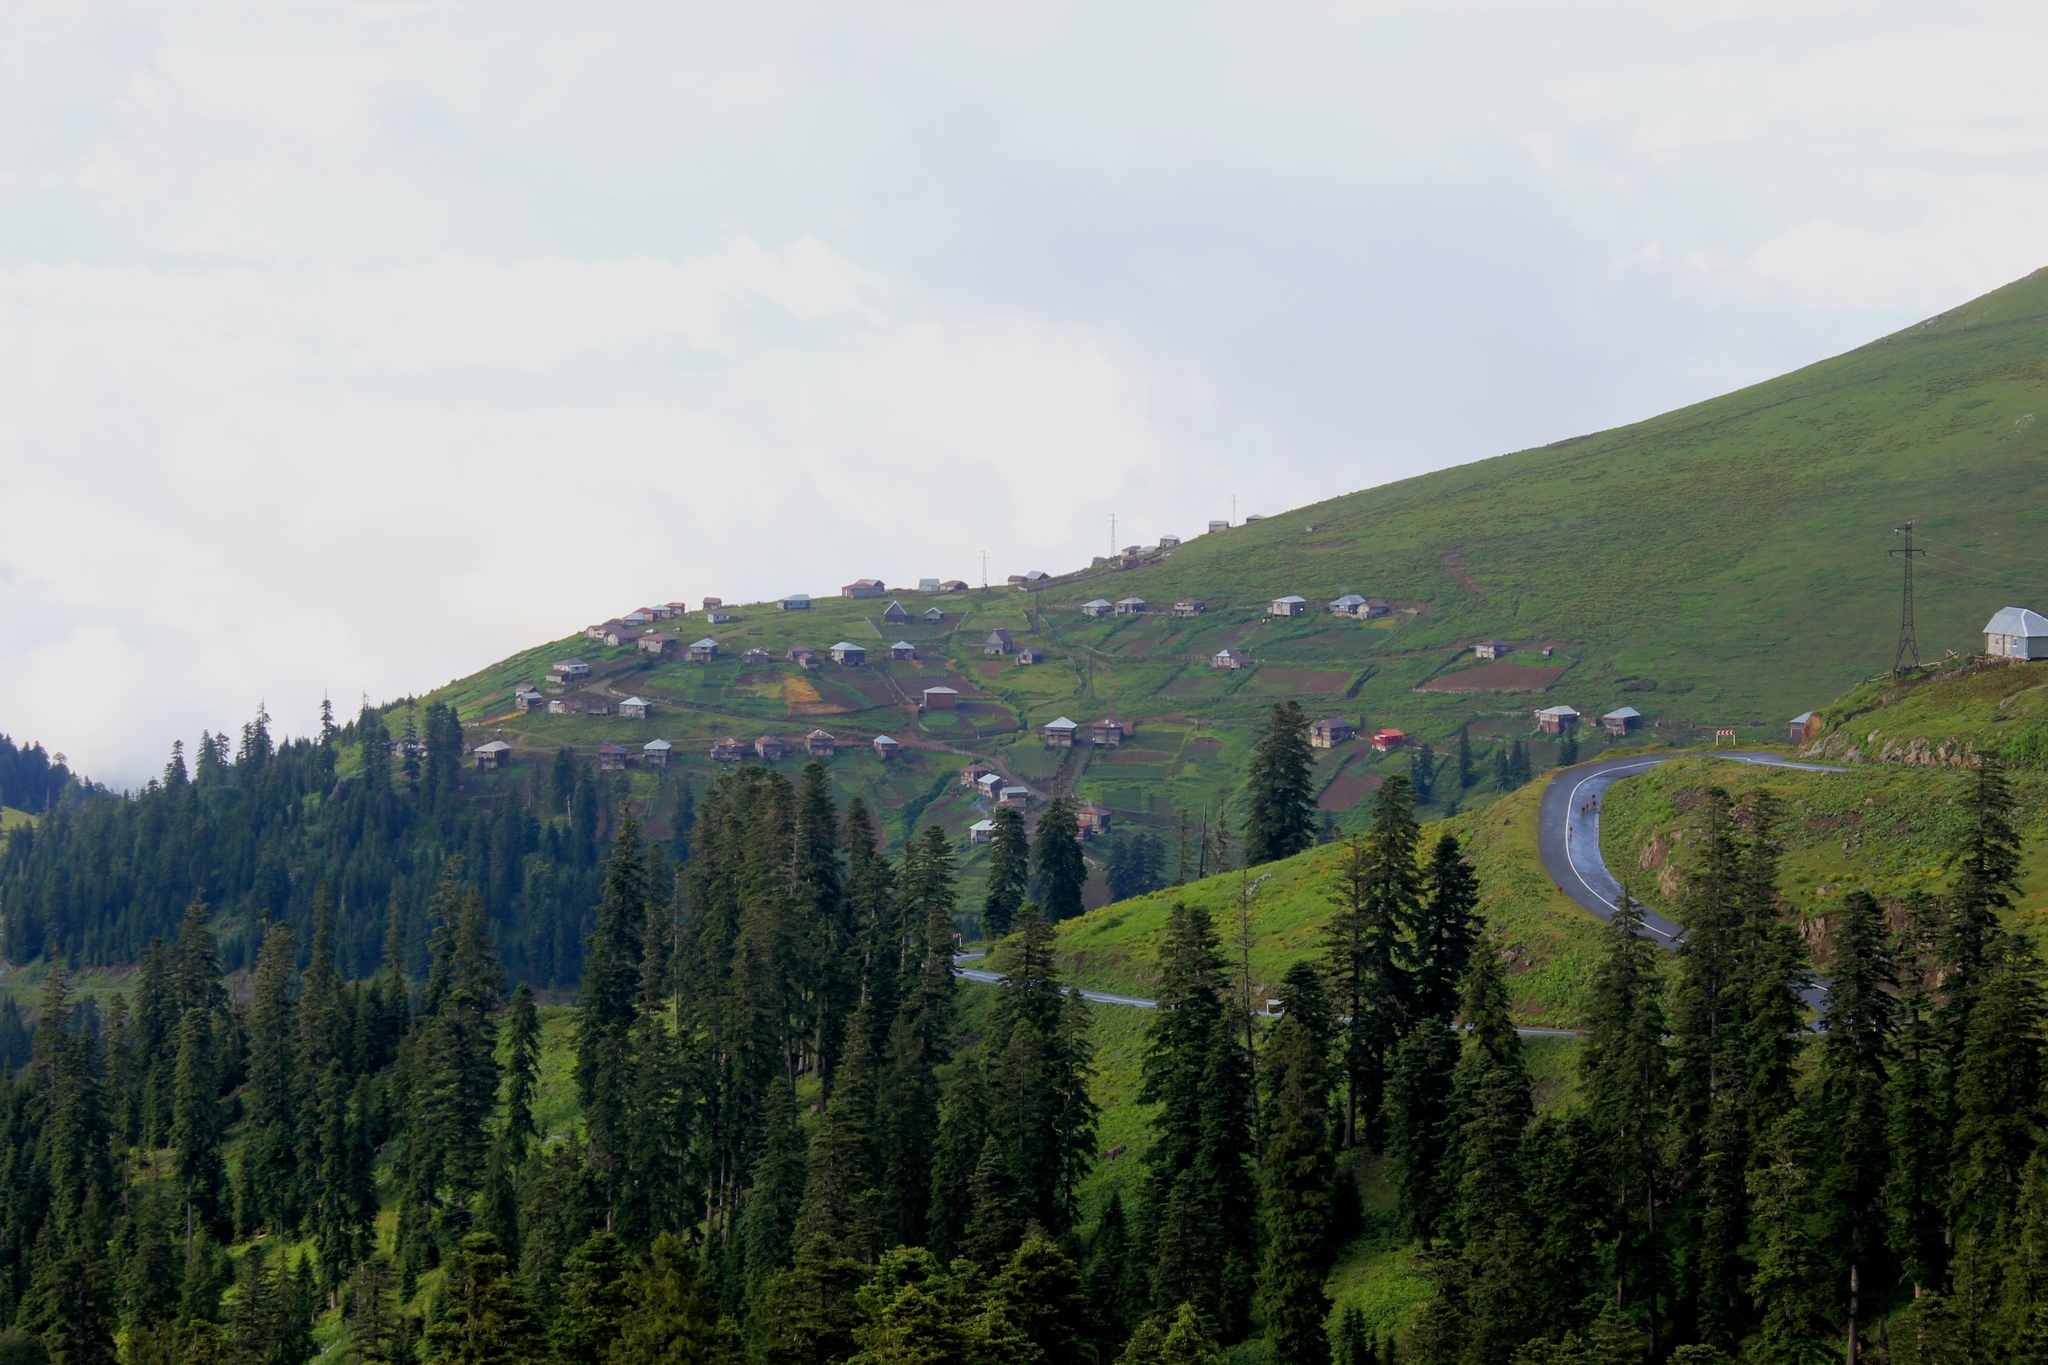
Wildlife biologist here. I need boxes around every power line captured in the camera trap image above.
[1891,520,1926,675]
[1914,533,2048,567]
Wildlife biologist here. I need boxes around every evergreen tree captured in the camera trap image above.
[241,920,298,1237]
[795,1007,884,1261]
[1579,892,1670,1344]
[1814,890,1896,1361]
[1141,902,1257,1337]
[1446,943,1534,1365]
[1384,1017,1459,1244]
[1258,990,1336,1365]
[880,824,959,1246]
[422,1232,542,1365]
[171,1007,228,1246]
[609,1234,718,1365]
[983,806,1030,940]
[1408,834,1480,1023]
[1032,799,1088,923]
[547,1231,631,1365]
[1456,725,1475,790]
[1244,701,1316,867]
[575,819,649,1188]
[502,983,541,1163]
[1323,777,1420,1149]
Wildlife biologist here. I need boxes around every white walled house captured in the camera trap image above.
[1985,607,2048,660]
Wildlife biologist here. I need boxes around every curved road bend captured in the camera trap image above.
[1537,750,1847,949]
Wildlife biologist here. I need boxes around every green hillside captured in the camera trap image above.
[418,269,2048,901]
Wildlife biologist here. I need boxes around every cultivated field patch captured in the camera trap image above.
[1417,661,1569,693]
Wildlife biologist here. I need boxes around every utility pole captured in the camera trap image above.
[1891,520,1925,675]
[1110,511,1116,557]
[980,549,988,592]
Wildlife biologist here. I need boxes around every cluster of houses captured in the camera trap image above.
[1082,593,1390,623]
[1039,715,1128,750]
[956,762,1112,842]
[1306,719,1407,753]
[1527,705,1641,737]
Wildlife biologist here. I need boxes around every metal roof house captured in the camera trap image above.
[843,579,886,599]
[921,607,945,623]
[1212,648,1251,670]
[619,696,653,719]
[830,642,867,666]
[807,730,837,757]
[1115,597,1146,616]
[923,686,958,711]
[1309,718,1353,749]
[891,641,916,660]
[621,609,655,625]
[997,786,1029,809]
[550,658,590,681]
[1602,706,1642,736]
[1371,728,1406,753]
[1985,606,2048,660]
[1270,595,1308,617]
[919,578,942,592]
[778,593,811,611]
[873,734,901,759]
[515,687,545,711]
[984,628,1014,656]
[1534,705,1579,734]
[472,740,511,770]
[638,632,678,656]
[1331,595,1392,619]
[1172,599,1205,617]
[755,735,786,761]
[643,738,672,767]
[1789,712,1820,744]
[969,819,997,845]
[688,638,718,662]
[596,743,629,771]
[1091,718,1124,747]
[1016,646,1045,665]
[1043,716,1080,749]
[1082,599,1115,618]
[711,737,745,763]
[941,580,969,592]
[1075,802,1112,836]
[882,601,910,625]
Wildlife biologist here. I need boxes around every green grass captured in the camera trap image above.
[0,807,34,832]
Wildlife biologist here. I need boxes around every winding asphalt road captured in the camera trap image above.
[1536,749,1846,948]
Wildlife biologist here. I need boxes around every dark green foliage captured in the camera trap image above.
[1032,799,1088,922]
[1258,999,1336,1365]
[1107,833,1168,903]
[1324,777,1419,1150]
[547,1231,631,1365]
[982,806,1030,940]
[1244,701,1316,867]
[423,1232,543,1365]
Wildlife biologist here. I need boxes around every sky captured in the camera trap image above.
[3,0,2046,787]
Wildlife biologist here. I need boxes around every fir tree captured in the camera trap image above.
[241,920,298,1237]
[547,1231,631,1365]
[1032,798,1088,923]
[422,1232,543,1365]
[1258,994,1336,1365]
[576,819,650,1186]
[982,807,1030,940]
[1244,701,1316,867]
[1324,777,1420,1149]
[1408,834,1480,1023]
[609,1234,718,1365]
[171,1008,227,1247]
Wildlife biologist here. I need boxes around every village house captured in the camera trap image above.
[688,638,718,662]
[919,578,941,592]
[1208,520,1230,533]
[891,641,916,661]
[546,699,583,715]
[787,647,818,668]
[514,687,545,711]
[968,819,997,845]
[701,598,721,611]
[596,743,629,771]
[960,762,992,787]
[1212,648,1251,670]
[1475,640,1512,660]
[755,735,786,761]
[997,785,1029,810]
[586,620,627,642]
[1535,705,1579,735]
[807,730,837,757]
[778,593,811,611]
[830,641,867,666]
[1603,707,1642,736]
[1115,597,1146,616]
[1172,599,1205,618]
[1789,712,1821,744]
[620,697,652,720]
[472,740,511,770]
[1082,599,1115,618]
[976,773,1004,800]
[550,658,590,682]
[1371,728,1405,754]
[706,610,737,625]
[941,580,969,592]
[1016,647,1045,665]
[712,737,745,763]
[1329,595,1392,619]
[1984,606,2048,659]
[1091,718,1124,747]
[622,608,655,625]
[1021,570,1050,585]
[1076,802,1112,837]
[1043,716,1079,749]
[882,601,910,625]
[585,702,612,716]
[1309,718,1354,748]
[638,633,678,657]
[842,579,886,599]
[921,607,945,624]
[666,602,690,615]
[1159,535,1182,549]
[601,627,639,649]
[646,605,674,621]
[1270,595,1308,617]
[741,647,772,663]
[923,686,958,711]
[643,738,672,768]
[1006,574,1026,585]
[984,628,1014,656]
[873,734,901,760]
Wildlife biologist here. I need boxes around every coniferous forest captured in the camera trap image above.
[0,701,2041,1365]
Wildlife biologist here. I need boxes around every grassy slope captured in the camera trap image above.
[0,807,34,832]
[412,269,2048,906]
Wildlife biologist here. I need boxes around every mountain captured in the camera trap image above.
[420,268,2048,886]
